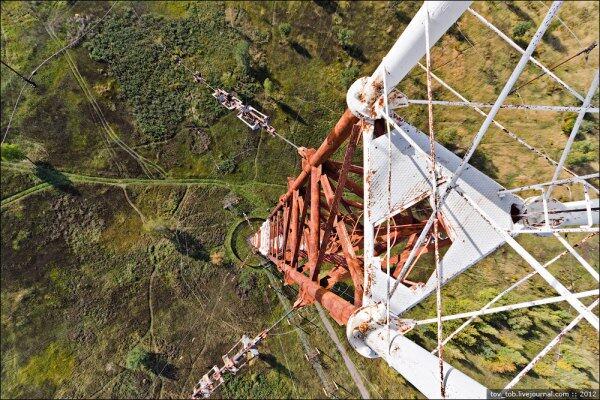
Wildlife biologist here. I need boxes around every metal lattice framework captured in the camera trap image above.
[249,1,599,398]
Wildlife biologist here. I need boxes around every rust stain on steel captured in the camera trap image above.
[367,76,384,118]
[365,170,375,189]
[253,111,370,326]
[357,322,370,334]
[365,266,375,297]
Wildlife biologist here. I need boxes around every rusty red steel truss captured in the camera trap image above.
[251,110,452,326]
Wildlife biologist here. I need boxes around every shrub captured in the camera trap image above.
[580,119,597,136]
[561,114,577,135]
[332,13,342,25]
[337,27,354,48]
[84,5,241,140]
[210,250,225,265]
[487,347,527,374]
[222,370,292,399]
[562,113,597,137]
[217,158,236,174]
[220,71,238,89]
[477,323,499,337]
[512,21,533,38]
[455,325,480,347]
[533,361,555,378]
[278,22,291,39]
[481,345,496,360]
[481,66,499,88]
[436,128,459,149]
[561,345,591,370]
[530,308,571,329]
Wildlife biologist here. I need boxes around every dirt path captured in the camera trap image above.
[0,182,52,208]
[253,130,263,180]
[45,24,166,179]
[121,186,147,223]
[1,161,284,209]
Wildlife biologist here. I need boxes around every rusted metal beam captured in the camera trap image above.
[324,160,363,176]
[341,197,363,210]
[268,254,357,325]
[307,166,322,281]
[315,128,360,279]
[299,250,348,267]
[269,215,274,256]
[321,176,364,306]
[280,202,292,260]
[280,180,294,261]
[291,190,309,269]
[269,109,359,218]
[324,167,364,198]
[320,266,351,289]
[391,236,452,279]
[274,210,280,258]
[288,189,300,263]
[373,223,427,256]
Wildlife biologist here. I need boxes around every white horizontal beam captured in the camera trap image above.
[499,173,599,195]
[512,228,599,234]
[455,186,599,330]
[407,99,599,113]
[416,289,598,325]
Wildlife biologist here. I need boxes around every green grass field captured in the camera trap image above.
[1,1,598,398]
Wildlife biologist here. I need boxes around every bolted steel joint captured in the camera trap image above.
[346,303,416,359]
[346,76,380,122]
[346,303,383,358]
[346,76,408,123]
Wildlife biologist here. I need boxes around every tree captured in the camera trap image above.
[507,314,533,336]
[1,143,27,162]
[561,114,577,136]
[278,22,291,40]
[340,65,359,88]
[512,21,533,38]
[337,28,354,48]
[126,346,151,370]
[562,113,597,137]
[234,41,251,75]
[567,140,597,167]
[263,78,276,97]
